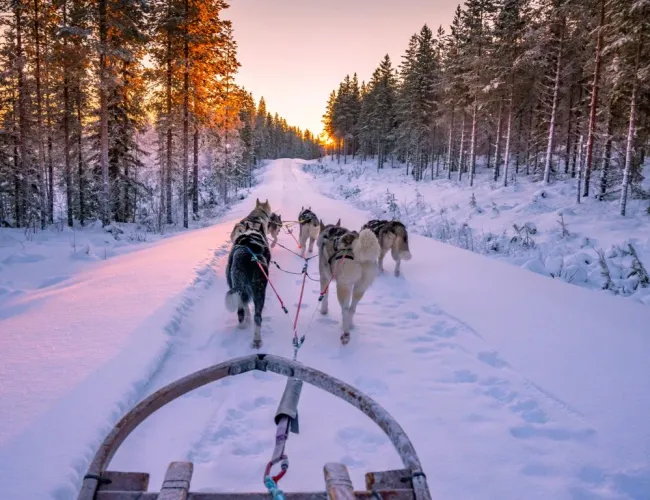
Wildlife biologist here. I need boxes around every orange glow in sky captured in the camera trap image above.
[224,0,458,135]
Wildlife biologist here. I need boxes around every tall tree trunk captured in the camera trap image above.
[543,24,564,184]
[76,86,85,225]
[182,0,189,228]
[468,96,478,186]
[458,112,466,182]
[165,0,173,224]
[33,0,47,228]
[193,126,199,216]
[12,93,22,227]
[43,18,54,224]
[430,124,437,180]
[583,0,606,198]
[570,84,584,178]
[620,39,641,217]
[493,98,503,182]
[502,87,514,188]
[98,0,110,225]
[446,106,455,179]
[564,85,574,174]
[599,100,613,200]
[576,134,584,204]
[15,0,30,228]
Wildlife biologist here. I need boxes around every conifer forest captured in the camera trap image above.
[0,0,321,230]
[322,0,649,216]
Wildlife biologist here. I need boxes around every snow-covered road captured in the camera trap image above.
[2,159,649,499]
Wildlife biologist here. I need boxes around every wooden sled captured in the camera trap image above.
[77,354,432,500]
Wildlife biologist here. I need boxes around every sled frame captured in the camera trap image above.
[77,353,431,500]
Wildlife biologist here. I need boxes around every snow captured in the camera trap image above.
[303,157,650,306]
[1,159,650,500]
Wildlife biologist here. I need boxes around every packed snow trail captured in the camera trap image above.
[1,159,649,499]
[112,159,650,500]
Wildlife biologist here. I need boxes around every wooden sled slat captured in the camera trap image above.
[99,471,150,492]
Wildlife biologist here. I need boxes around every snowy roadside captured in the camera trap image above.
[0,168,263,500]
[0,177,257,301]
[303,158,650,306]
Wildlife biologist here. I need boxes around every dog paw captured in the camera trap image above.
[251,339,262,349]
[394,270,401,278]
[340,332,350,345]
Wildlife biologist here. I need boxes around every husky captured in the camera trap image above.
[225,201,273,348]
[229,198,272,243]
[268,213,282,248]
[361,219,412,277]
[317,219,381,344]
[298,207,320,255]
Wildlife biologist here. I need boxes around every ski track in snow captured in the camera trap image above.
[3,159,650,500]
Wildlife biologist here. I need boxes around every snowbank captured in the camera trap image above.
[303,157,650,306]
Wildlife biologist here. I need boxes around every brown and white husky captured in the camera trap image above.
[360,219,412,277]
[317,219,381,344]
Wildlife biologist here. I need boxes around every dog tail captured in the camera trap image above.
[353,228,381,264]
[399,238,412,261]
[225,289,242,312]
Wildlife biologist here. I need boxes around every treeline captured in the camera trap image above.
[0,0,320,230]
[322,0,649,215]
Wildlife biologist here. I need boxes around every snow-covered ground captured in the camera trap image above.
[1,159,649,500]
[303,157,650,306]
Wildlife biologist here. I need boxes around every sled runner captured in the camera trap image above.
[77,354,431,500]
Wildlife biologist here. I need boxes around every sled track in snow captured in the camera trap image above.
[64,242,232,498]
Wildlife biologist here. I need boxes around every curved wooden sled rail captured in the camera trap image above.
[77,353,431,500]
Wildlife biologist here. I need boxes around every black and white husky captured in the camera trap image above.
[298,207,320,255]
[225,200,272,348]
[361,219,412,277]
[317,219,380,344]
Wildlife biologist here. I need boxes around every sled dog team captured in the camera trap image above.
[225,199,412,348]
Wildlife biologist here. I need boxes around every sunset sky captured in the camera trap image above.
[225,0,459,136]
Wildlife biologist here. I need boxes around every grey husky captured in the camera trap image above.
[317,219,381,344]
[360,219,412,277]
[298,207,320,255]
[225,200,272,348]
[268,213,282,248]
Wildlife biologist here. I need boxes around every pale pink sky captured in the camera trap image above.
[225,0,459,136]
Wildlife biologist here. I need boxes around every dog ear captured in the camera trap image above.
[256,198,260,207]
[336,219,341,227]
[320,220,325,232]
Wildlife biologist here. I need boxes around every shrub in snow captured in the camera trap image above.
[545,256,564,277]
[596,249,618,293]
[339,185,361,199]
[626,244,650,289]
[532,190,549,203]
[523,259,550,277]
[557,215,570,238]
[385,190,399,219]
[562,264,589,284]
[511,222,537,249]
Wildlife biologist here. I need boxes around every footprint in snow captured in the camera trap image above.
[509,425,595,442]
[477,351,509,368]
[238,396,275,412]
[353,376,389,397]
[427,322,457,339]
[336,427,387,454]
[421,304,444,316]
